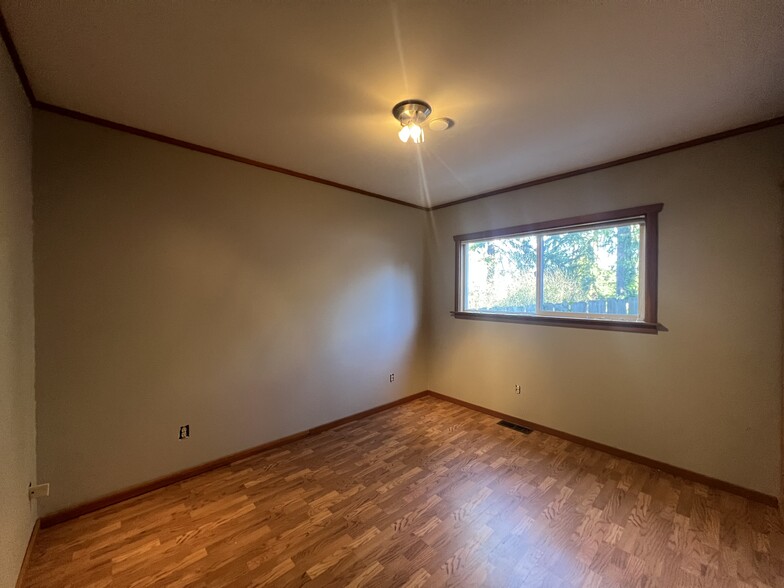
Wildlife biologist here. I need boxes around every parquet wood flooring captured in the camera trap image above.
[23,397,784,587]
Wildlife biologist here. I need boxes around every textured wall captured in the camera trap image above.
[0,39,36,588]
[33,111,428,515]
[427,126,784,495]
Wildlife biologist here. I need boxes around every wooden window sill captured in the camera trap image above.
[451,311,660,334]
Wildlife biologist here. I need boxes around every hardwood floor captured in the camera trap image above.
[23,397,784,587]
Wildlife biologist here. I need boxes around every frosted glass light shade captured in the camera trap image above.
[398,123,424,143]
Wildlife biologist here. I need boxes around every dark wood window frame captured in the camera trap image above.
[452,203,663,334]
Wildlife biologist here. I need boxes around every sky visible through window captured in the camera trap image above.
[465,223,641,318]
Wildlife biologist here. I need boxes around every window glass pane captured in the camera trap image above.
[541,224,641,316]
[465,235,537,313]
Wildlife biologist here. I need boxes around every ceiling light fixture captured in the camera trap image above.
[392,99,432,144]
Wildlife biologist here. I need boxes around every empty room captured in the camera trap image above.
[2,2,783,587]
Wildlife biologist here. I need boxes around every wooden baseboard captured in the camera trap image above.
[39,391,429,528]
[15,518,40,588]
[38,388,776,528]
[425,391,778,508]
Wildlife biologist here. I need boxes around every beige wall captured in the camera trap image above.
[31,106,783,515]
[33,111,428,516]
[427,126,784,496]
[0,41,37,588]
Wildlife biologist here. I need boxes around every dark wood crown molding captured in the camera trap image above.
[2,5,783,211]
[430,115,784,210]
[1,6,426,211]
[30,105,784,213]
[452,203,663,242]
[35,102,427,211]
[0,6,35,104]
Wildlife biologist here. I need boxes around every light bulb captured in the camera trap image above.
[410,124,424,144]
[398,122,425,144]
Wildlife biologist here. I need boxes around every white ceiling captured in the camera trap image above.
[3,1,783,208]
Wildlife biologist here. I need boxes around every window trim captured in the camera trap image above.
[452,203,663,334]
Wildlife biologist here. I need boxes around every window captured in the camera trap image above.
[453,204,662,333]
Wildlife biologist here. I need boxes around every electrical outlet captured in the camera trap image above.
[514,384,521,394]
[179,425,190,440]
[389,373,395,382]
[28,483,50,499]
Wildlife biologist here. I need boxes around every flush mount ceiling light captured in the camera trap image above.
[392,99,432,144]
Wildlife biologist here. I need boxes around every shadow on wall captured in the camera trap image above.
[328,261,420,369]
[144,219,423,430]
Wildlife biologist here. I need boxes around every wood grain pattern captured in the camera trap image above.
[40,392,429,528]
[23,397,784,587]
[429,391,777,508]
